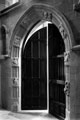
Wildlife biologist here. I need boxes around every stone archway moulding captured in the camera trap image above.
[10,3,74,120]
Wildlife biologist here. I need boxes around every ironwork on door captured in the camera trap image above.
[21,27,47,110]
[49,24,65,119]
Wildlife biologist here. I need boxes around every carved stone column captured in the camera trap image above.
[64,51,70,120]
[11,36,20,112]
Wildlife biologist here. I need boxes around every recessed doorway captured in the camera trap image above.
[21,22,65,119]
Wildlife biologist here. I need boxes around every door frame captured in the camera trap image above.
[20,21,65,118]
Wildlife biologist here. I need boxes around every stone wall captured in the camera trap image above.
[0,0,5,11]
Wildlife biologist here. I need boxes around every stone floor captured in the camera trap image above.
[0,109,59,120]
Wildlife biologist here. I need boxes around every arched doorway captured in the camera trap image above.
[21,21,65,119]
[10,4,74,120]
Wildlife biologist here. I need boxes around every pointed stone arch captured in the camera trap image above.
[10,4,74,51]
[10,3,74,120]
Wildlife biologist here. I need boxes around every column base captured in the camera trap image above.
[65,109,70,120]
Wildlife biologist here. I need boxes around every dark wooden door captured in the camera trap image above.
[21,27,47,110]
[49,24,65,119]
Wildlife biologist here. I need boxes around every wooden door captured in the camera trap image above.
[21,27,47,110]
[49,24,65,119]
